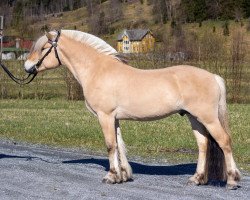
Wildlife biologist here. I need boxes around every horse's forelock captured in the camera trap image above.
[31,35,48,53]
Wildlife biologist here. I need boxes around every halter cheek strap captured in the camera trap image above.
[47,31,62,66]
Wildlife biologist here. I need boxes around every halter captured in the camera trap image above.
[0,30,62,85]
[26,30,62,74]
[0,61,37,85]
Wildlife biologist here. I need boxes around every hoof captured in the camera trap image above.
[187,179,199,186]
[226,184,241,190]
[121,167,133,182]
[102,171,122,184]
[188,173,207,186]
[226,169,241,190]
[102,177,116,184]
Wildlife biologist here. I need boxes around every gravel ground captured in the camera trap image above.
[0,140,249,200]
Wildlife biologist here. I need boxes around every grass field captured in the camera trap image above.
[0,99,249,172]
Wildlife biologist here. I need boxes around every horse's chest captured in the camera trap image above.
[85,100,97,116]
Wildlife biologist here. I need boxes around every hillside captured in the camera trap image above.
[3,0,250,46]
[6,1,157,46]
[26,0,250,53]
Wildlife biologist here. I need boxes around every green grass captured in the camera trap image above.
[0,99,249,172]
[0,60,67,99]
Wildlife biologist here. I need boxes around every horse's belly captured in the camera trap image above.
[116,108,178,121]
[115,94,181,120]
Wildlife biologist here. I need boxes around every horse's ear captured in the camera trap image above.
[45,31,53,40]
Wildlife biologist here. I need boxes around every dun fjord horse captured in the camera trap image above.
[24,30,241,189]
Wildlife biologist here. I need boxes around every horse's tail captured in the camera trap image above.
[205,75,228,182]
[215,75,230,135]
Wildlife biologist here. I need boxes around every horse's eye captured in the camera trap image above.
[41,47,45,51]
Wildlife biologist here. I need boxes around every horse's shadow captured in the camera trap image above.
[0,153,34,160]
[0,153,195,176]
[63,158,227,186]
[63,157,196,176]
[1,153,226,186]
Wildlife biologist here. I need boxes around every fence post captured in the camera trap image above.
[0,15,3,61]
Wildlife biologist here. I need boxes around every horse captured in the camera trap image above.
[24,30,241,189]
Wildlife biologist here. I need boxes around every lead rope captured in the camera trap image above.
[0,61,37,85]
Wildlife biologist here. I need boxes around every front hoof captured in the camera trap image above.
[102,176,115,184]
[102,171,122,184]
[187,178,200,186]
[121,168,133,182]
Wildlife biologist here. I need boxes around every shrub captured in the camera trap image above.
[222,21,230,36]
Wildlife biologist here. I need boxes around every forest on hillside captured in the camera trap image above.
[1,0,250,36]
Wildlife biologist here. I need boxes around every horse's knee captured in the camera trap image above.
[106,142,117,153]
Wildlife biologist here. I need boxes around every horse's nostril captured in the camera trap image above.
[25,65,38,74]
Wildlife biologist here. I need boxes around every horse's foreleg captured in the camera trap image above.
[115,120,133,182]
[98,113,122,184]
[187,114,208,185]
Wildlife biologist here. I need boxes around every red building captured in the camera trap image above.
[1,36,33,60]
[3,36,33,52]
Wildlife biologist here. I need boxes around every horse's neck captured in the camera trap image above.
[59,36,110,87]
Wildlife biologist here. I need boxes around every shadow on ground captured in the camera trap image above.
[0,153,227,186]
[63,157,196,176]
[62,158,227,186]
[0,154,34,160]
[0,153,195,176]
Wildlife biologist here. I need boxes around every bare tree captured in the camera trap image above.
[109,0,123,23]
[230,31,246,103]
[152,0,168,24]
[206,0,221,20]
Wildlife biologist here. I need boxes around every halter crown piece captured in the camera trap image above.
[26,30,62,74]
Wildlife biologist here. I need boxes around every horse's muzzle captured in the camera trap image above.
[25,65,38,74]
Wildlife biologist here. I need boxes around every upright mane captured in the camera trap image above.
[61,30,126,63]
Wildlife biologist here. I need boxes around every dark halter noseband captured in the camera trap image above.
[26,30,62,74]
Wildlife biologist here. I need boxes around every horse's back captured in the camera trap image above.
[114,65,217,120]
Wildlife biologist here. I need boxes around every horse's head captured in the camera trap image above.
[24,30,62,74]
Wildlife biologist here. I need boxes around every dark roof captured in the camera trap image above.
[3,36,16,43]
[117,29,151,41]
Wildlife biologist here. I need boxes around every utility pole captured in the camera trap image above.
[0,15,3,61]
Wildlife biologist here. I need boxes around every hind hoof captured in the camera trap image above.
[188,173,207,185]
[226,169,241,189]
[121,167,133,182]
[226,184,241,190]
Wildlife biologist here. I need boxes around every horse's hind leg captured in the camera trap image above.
[115,120,133,182]
[187,114,208,185]
[200,118,241,189]
[98,113,122,184]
